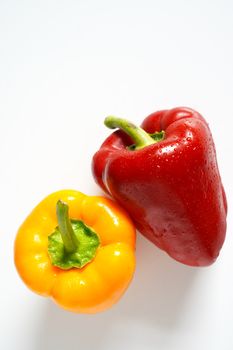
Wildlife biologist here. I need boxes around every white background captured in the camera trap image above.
[0,1,232,349]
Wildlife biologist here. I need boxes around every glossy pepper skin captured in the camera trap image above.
[92,107,227,266]
[14,190,136,313]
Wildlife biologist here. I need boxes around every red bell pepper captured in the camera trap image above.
[92,107,227,266]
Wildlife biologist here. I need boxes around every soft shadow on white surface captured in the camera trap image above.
[35,235,198,350]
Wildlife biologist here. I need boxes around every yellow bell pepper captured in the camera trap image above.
[14,190,136,313]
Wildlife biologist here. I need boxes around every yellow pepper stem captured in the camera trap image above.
[56,200,78,253]
[48,200,100,269]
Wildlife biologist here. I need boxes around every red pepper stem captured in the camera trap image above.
[105,116,156,150]
[56,200,78,253]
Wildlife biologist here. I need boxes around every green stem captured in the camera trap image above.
[56,200,78,253]
[105,116,156,149]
